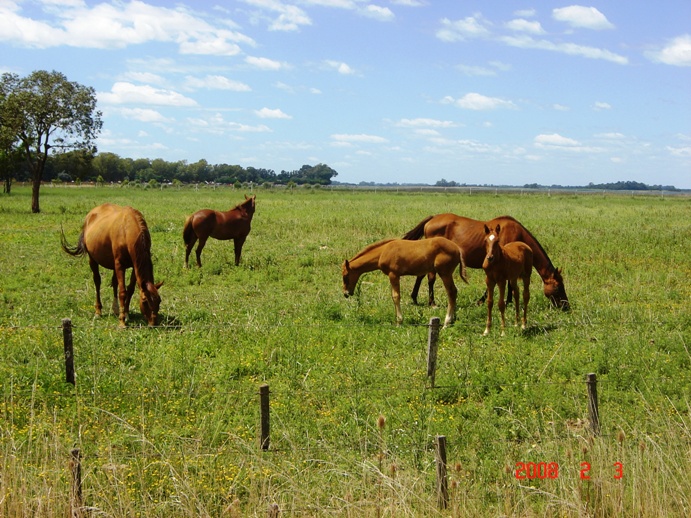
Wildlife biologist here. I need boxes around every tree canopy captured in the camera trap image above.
[0,70,102,211]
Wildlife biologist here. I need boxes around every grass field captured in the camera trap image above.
[1,185,690,516]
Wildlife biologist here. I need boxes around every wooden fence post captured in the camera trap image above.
[586,373,600,436]
[259,384,270,451]
[69,448,83,516]
[435,435,449,509]
[62,318,75,385]
[427,317,441,388]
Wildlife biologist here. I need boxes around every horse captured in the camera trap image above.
[482,224,532,336]
[60,203,163,327]
[183,194,256,268]
[342,237,468,327]
[402,213,569,310]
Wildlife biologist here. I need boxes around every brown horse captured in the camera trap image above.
[342,237,468,327]
[402,213,569,310]
[482,224,532,336]
[60,203,163,327]
[183,194,256,268]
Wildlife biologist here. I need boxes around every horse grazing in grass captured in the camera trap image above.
[342,237,468,327]
[402,213,569,310]
[61,203,163,327]
[482,224,532,336]
[183,194,256,268]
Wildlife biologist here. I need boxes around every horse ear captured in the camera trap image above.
[495,224,501,234]
[484,224,490,234]
[245,194,249,200]
[344,259,350,270]
[155,281,164,290]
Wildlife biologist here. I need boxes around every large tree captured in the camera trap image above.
[0,70,102,212]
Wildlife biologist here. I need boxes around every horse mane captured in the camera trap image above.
[496,215,556,270]
[132,210,155,281]
[351,239,395,260]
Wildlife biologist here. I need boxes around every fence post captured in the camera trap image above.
[69,448,83,516]
[586,373,600,436]
[427,317,441,388]
[259,384,270,451]
[435,435,449,509]
[62,318,75,385]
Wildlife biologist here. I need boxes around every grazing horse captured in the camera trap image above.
[61,203,163,327]
[482,224,532,336]
[402,213,569,310]
[342,237,468,327]
[183,194,256,268]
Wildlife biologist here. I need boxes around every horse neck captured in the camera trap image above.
[131,232,156,287]
[515,227,556,279]
[348,246,383,274]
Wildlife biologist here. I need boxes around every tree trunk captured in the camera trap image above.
[3,177,10,194]
[31,173,41,213]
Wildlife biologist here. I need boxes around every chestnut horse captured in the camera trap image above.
[482,224,532,336]
[61,204,163,327]
[183,194,256,268]
[342,237,468,327]
[402,213,569,310]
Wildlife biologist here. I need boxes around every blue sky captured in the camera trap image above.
[1,0,690,188]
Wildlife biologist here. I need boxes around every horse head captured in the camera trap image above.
[482,224,502,268]
[544,268,570,311]
[140,281,163,326]
[242,194,256,217]
[341,259,358,298]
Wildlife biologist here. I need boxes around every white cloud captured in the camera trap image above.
[242,0,311,31]
[99,82,198,106]
[593,101,612,111]
[501,34,628,64]
[255,107,292,119]
[445,93,517,111]
[185,75,252,91]
[535,133,581,147]
[553,104,570,111]
[646,34,691,67]
[120,71,167,86]
[324,60,356,75]
[396,118,457,128]
[361,5,394,21]
[119,107,172,123]
[552,6,614,30]
[436,16,490,42]
[506,19,545,35]
[331,134,388,144]
[246,56,288,70]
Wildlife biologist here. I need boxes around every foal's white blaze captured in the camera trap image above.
[489,234,496,242]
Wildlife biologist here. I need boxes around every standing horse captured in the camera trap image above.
[402,213,569,310]
[482,224,532,336]
[342,237,468,327]
[60,203,163,327]
[183,194,256,268]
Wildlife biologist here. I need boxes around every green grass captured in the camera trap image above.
[1,184,690,516]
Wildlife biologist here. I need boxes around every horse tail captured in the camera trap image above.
[458,248,469,284]
[182,215,195,246]
[60,225,87,257]
[402,215,434,240]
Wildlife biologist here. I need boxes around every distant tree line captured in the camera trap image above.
[5,150,339,186]
[436,179,679,191]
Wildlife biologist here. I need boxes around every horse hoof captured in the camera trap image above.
[482,329,490,336]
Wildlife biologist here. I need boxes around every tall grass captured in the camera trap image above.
[0,185,689,516]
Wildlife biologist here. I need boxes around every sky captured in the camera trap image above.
[1,0,690,188]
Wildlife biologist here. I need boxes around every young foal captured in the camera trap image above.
[342,237,468,327]
[482,224,533,336]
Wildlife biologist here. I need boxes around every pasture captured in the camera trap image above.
[1,185,690,516]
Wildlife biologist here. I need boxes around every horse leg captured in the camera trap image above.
[195,236,208,268]
[510,279,520,328]
[389,274,403,325]
[184,233,197,269]
[233,236,247,266]
[439,273,457,327]
[124,270,137,321]
[110,272,119,316]
[89,258,103,317]
[427,272,437,307]
[113,264,128,327]
[497,280,507,336]
[483,278,495,336]
[522,275,531,330]
[411,275,423,305]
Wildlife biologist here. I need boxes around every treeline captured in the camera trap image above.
[6,150,339,186]
[437,179,679,191]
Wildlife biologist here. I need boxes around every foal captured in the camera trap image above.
[482,224,533,336]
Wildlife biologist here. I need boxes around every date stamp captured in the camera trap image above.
[514,461,624,480]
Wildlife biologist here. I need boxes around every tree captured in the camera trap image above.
[0,70,102,212]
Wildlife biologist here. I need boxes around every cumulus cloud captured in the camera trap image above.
[552,6,615,30]
[324,60,356,75]
[646,34,691,67]
[255,107,292,119]
[99,82,198,106]
[246,56,288,70]
[361,5,394,21]
[506,18,545,35]
[119,107,172,123]
[396,118,457,128]
[331,134,388,144]
[184,75,252,91]
[500,34,628,64]
[593,101,612,111]
[436,16,490,42]
[443,93,517,111]
[535,133,581,147]
[242,0,311,31]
